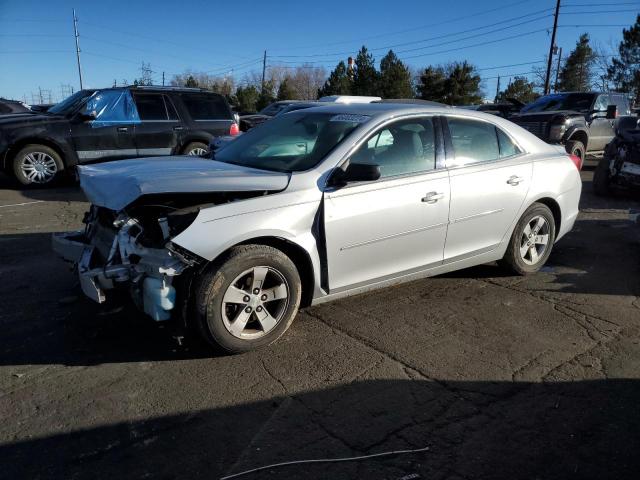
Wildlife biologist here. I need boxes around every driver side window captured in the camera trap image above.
[351,117,436,178]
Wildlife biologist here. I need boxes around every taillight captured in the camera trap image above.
[569,154,583,171]
[229,122,239,136]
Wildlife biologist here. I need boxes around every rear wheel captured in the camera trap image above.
[500,203,556,275]
[12,144,63,186]
[593,157,611,196]
[194,245,301,354]
[182,141,209,157]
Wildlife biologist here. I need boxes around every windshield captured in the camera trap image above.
[48,90,96,115]
[215,111,368,172]
[259,102,291,116]
[521,93,595,113]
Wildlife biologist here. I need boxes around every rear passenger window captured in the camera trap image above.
[181,94,229,120]
[497,128,521,158]
[165,96,179,120]
[133,94,168,120]
[447,118,499,166]
[350,117,436,178]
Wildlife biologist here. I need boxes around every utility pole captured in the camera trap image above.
[544,0,561,95]
[162,71,165,86]
[261,50,267,93]
[554,47,562,92]
[73,9,84,90]
[38,87,43,104]
[495,76,501,103]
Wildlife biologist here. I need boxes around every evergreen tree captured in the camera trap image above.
[557,33,596,92]
[318,61,352,97]
[184,75,199,88]
[277,77,297,100]
[379,50,413,98]
[416,66,447,102]
[235,85,260,113]
[256,80,276,111]
[607,15,640,103]
[496,76,539,104]
[352,46,380,96]
[444,61,482,105]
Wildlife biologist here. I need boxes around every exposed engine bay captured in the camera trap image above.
[52,190,272,321]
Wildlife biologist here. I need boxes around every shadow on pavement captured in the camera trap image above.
[1,378,639,480]
[0,173,85,203]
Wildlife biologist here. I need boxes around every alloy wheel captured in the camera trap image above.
[520,215,550,265]
[20,152,57,184]
[187,147,208,156]
[221,266,290,340]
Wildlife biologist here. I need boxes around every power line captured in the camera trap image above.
[270,8,554,58]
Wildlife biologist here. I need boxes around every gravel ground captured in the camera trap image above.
[1,165,639,480]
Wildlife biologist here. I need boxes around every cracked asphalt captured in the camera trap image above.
[1,164,639,480]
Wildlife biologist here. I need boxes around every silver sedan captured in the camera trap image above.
[53,103,582,353]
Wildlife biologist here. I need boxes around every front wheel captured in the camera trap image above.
[500,203,556,275]
[12,144,63,186]
[565,139,585,163]
[193,245,301,354]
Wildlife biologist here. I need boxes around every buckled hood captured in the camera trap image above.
[78,157,290,211]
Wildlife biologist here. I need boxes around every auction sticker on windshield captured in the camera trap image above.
[330,114,370,123]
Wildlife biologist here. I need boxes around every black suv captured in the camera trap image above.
[509,92,632,160]
[0,86,238,185]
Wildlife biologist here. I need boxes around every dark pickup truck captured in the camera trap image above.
[509,92,633,161]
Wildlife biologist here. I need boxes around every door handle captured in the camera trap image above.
[422,192,445,203]
[173,126,184,131]
[507,175,524,186]
[117,127,128,133]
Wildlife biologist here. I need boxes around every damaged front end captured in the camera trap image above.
[52,202,201,321]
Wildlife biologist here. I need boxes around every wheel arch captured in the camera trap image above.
[213,235,316,308]
[566,129,588,151]
[531,196,561,235]
[4,137,70,171]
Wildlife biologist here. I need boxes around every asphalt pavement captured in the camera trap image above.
[1,165,639,480]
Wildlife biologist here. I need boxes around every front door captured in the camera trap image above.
[588,94,615,152]
[131,93,182,157]
[324,116,450,291]
[443,116,532,262]
[70,90,137,163]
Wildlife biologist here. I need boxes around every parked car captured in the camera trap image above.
[239,100,304,131]
[593,116,640,195]
[0,86,238,185]
[457,99,524,118]
[509,91,632,161]
[53,103,581,353]
[0,98,31,115]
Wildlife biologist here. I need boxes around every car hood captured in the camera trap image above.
[511,111,584,121]
[78,157,290,211]
[0,112,65,127]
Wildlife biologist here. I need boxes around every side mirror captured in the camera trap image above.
[75,112,96,122]
[606,104,617,120]
[331,162,381,186]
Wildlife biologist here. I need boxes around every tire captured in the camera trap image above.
[565,139,586,162]
[193,245,302,354]
[12,144,64,186]
[182,141,209,157]
[592,157,611,196]
[500,203,556,275]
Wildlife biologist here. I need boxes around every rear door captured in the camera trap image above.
[443,116,532,262]
[131,92,182,157]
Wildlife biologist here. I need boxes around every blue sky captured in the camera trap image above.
[0,0,637,103]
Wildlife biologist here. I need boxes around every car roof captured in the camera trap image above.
[296,102,452,118]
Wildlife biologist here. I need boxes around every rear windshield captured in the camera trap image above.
[215,111,368,172]
[521,93,595,113]
[181,93,230,120]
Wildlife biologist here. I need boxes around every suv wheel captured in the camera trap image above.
[565,139,585,162]
[13,144,63,186]
[183,142,209,157]
[194,245,302,354]
[500,203,556,275]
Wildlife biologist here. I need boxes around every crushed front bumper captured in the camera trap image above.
[52,227,190,320]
